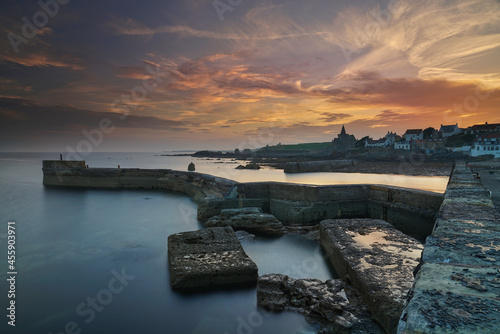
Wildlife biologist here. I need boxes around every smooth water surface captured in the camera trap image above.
[1,152,336,334]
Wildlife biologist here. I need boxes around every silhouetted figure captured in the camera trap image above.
[60,154,63,161]
[188,162,195,171]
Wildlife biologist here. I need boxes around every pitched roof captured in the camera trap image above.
[366,138,386,144]
[405,129,422,135]
[440,124,458,132]
[469,123,500,131]
[476,133,500,141]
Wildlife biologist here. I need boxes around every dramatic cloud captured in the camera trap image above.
[0,97,191,135]
[318,112,352,123]
[1,0,500,151]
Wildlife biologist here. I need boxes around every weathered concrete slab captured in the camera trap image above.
[167,227,258,291]
[439,202,500,221]
[320,218,423,333]
[411,263,500,298]
[204,207,285,235]
[423,234,500,266]
[257,273,383,334]
[433,218,500,236]
[398,289,500,334]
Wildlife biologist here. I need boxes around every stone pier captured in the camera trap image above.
[398,163,500,333]
[43,160,444,241]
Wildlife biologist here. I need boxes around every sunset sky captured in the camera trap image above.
[1,0,500,152]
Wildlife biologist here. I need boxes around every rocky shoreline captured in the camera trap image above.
[257,274,383,334]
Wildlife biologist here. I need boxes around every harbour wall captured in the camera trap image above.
[397,163,500,333]
[43,160,443,241]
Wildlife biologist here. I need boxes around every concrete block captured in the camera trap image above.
[412,263,500,299]
[320,218,423,333]
[168,227,258,291]
[433,218,500,236]
[398,289,500,333]
[423,234,500,266]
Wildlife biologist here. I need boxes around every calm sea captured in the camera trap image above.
[0,152,448,334]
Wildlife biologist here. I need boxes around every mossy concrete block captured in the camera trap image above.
[423,234,500,266]
[205,207,285,235]
[320,218,423,333]
[439,202,500,221]
[168,227,258,291]
[412,263,500,299]
[433,218,500,236]
[398,289,500,333]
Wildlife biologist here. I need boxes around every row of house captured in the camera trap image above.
[334,122,500,158]
[399,123,500,157]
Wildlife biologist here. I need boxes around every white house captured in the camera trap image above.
[384,131,398,147]
[395,141,411,150]
[404,129,423,141]
[471,133,500,158]
[365,138,386,148]
[439,123,463,138]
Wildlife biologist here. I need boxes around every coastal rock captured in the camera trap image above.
[167,226,258,291]
[235,230,256,241]
[320,218,423,333]
[257,274,383,334]
[235,163,261,170]
[205,207,285,235]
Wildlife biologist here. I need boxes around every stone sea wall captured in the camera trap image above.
[43,162,236,201]
[43,160,443,241]
[284,160,355,173]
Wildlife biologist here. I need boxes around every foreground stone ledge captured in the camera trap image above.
[398,289,500,334]
[439,202,500,221]
[398,163,500,333]
[167,227,258,291]
[433,218,500,236]
[423,234,500,266]
[320,218,423,333]
[411,263,500,299]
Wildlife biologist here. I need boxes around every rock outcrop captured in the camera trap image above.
[168,226,258,291]
[205,207,285,235]
[235,163,261,170]
[257,274,383,334]
[320,218,423,333]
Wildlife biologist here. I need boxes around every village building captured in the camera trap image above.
[465,122,500,135]
[439,123,463,137]
[365,138,387,148]
[365,132,398,148]
[384,131,398,147]
[404,129,423,141]
[332,125,356,151]
[411,139,425,151]
[471,133,500,158]
[423,138,447,154]
[394,141,411,150]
